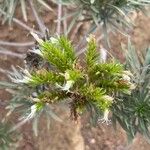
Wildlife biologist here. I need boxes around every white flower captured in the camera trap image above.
[31,97,41,102]
[50,37,58,44]
[56,71,75,91]
[100,47,107,63]
[9,69,32,84]
[86,37,90,42]
[122,74,131,82]
[30,104,37,117]
[62,80,74,91]
[30,32,44,44]
[59,71,70,80]
[98,109,111,125]
[86,35,95,42]
[56,80,74,91]
[18,76,31,84]
[122,71,136,90]
[23,69,32,77]
[18,69,32,83]
[121,70,134,82]
[123,71,133,77]
[64,71,70,80]
[10,104,38,131]
[19,104,38,121]
[90,0,95,4]
[102,95,114,102]
[129,82,136,90]
[29,48,43,56]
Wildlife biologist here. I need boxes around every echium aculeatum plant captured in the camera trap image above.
[112,43,150,141]
[8,34,135,125]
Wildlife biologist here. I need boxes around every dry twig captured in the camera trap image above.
[28,0,47,35]
[57,1,62,35]
[0,41,34,47]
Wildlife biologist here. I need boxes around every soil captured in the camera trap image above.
[0,3,150,150]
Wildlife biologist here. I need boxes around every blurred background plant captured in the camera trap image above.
[112,41,150,142]
[54,0,150,47]
[0,0,52,25]
[0,121,19,149]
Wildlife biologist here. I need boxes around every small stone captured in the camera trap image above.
[90,138,96,144]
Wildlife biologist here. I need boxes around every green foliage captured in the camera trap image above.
[112,43,150,142]
[0,34,134,132]
[79,84,110,111]
[29,70,64,87]
[39,36,76,72]
[86,35,99,68]
[57,36,76,62]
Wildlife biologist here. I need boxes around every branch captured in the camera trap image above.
[28,0,47,35]
[57,2,62,35]
[0,8,41,35]
[0,68,9,74]
[0,41,34,47]
[0,47,24,59]
[63,7,67,35]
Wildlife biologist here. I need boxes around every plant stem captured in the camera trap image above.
[0,41,34,47]
[0,8,41,35]
[57,1,62,35]
[28,0,47,35]
[0,47,24,58]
